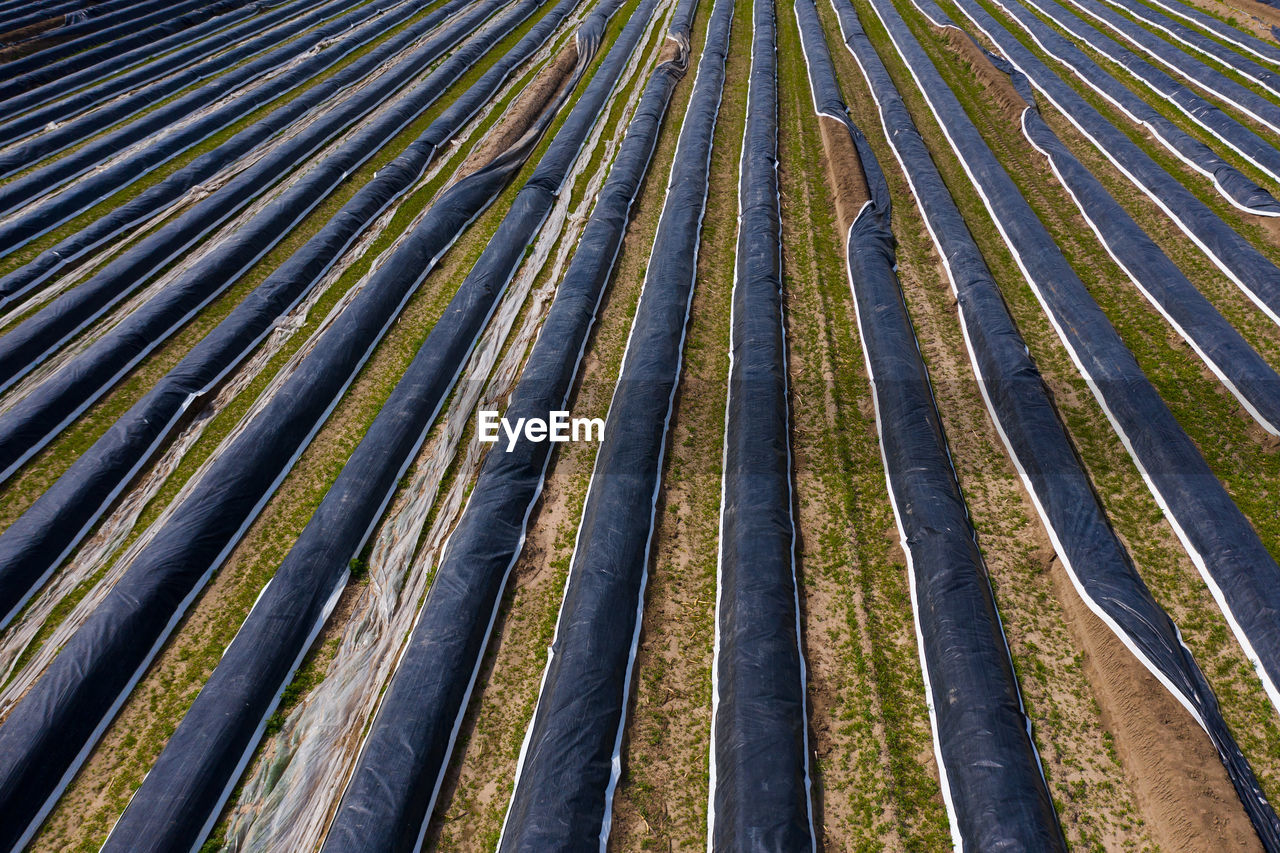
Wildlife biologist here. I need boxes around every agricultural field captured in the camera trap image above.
[4,0,1280,846]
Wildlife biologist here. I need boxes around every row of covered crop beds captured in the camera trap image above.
[4,0,1280,846]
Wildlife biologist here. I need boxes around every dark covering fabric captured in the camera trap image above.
[97,6,645,848]
[801,0,1064,847]
[708,0,812,848]
[0,0,231,81]
[0,0,561,635]
[0,0,422,308]
[1056,0,1280,130]
[0,0,324,146]
[0,0,504,481]
[496,1,719,849]
[1020,106,1280,432]
[0,0,413,244]
[952,0,1280,339]
[1136,0,1280,67]
[0,0,106,33]
[320,1,726,849]
[0,14,604,848]
[0,0,357,181]
[941,0,1280,434]
[1000,0,1280,207]
[842,0,1280,843]
[0,0,321,122]
[0,0,495,410]
[1101,0,1280,97]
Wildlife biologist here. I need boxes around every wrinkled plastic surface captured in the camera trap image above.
[707,0,812,847]
[932,0,1280,714]
[0,0,411,239]
[835,0,1280,845]
[0,0,556,636]
[803,0,1065,846]
[1009,0,1280,198]
[945,0,1280,433]
[1100,0,1280,97]
[1136,0,1280,67]
[0,0,225,81]
[0,0,321,146]
[1020,106,1280,430]
[495,3,710,849]
[0,0,417,308]
[0,22,577,850]
[312,5,680,851]
[0,0,321,120]
[0,0,502,481]
[1057,0,1280,132]
[97,14,617,853]
[0,0,490,411]
[960,0,1280,331]
[857,0,1280,840]
[987,0,1280,208]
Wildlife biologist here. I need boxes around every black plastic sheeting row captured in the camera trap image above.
[0,0,115,32]
[1007,0,1280,202]
[801,0,1066,846]
[969,0,1280,344]
[1059,0,1280,133]
[0,0,239,82]
[1024,107,1280,433]
[0,0,321,147]
[708,0,811,847]
[321,4,721,851]
[0,0,396,308]
[1139,0,1280,68]
[948,2,1280,430]
[0,0,349,178]
[0,0,561,636]
[0,0,410,239]
[100,1,639,848]
[932,0,1280,720]
[987,0,1280,211]
[0,0,316,118]
[836,0,1280,842]
[0,0,488,404]
[857,0,1280,839]
[0,0,501,463]
[495,2,711,848]
[0,29,586,853]
[0,0,628,845]
[1102,0,1280,97]
[99,10,639,848]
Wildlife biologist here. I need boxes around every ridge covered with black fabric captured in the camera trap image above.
[839,0,1280,835]
[0,0,575,632]
[0,8,610,847]
[707,0,813,846]
[801,0,1065,846]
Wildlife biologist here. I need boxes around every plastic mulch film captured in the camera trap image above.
[0,0,414,245]
[947,0,1280,335]
[93,1,659,849]
[0,11,604,848]
[1006,0,1280,199]
[943,0,1280,437]
[0,0,235,81]
[834,0,1280,840]
[800,0,1065,846]
[495,0,728,848]
[0,0,323,126]
[706,0,813,847]
[0,0,573,648]
[0,0,511,490]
